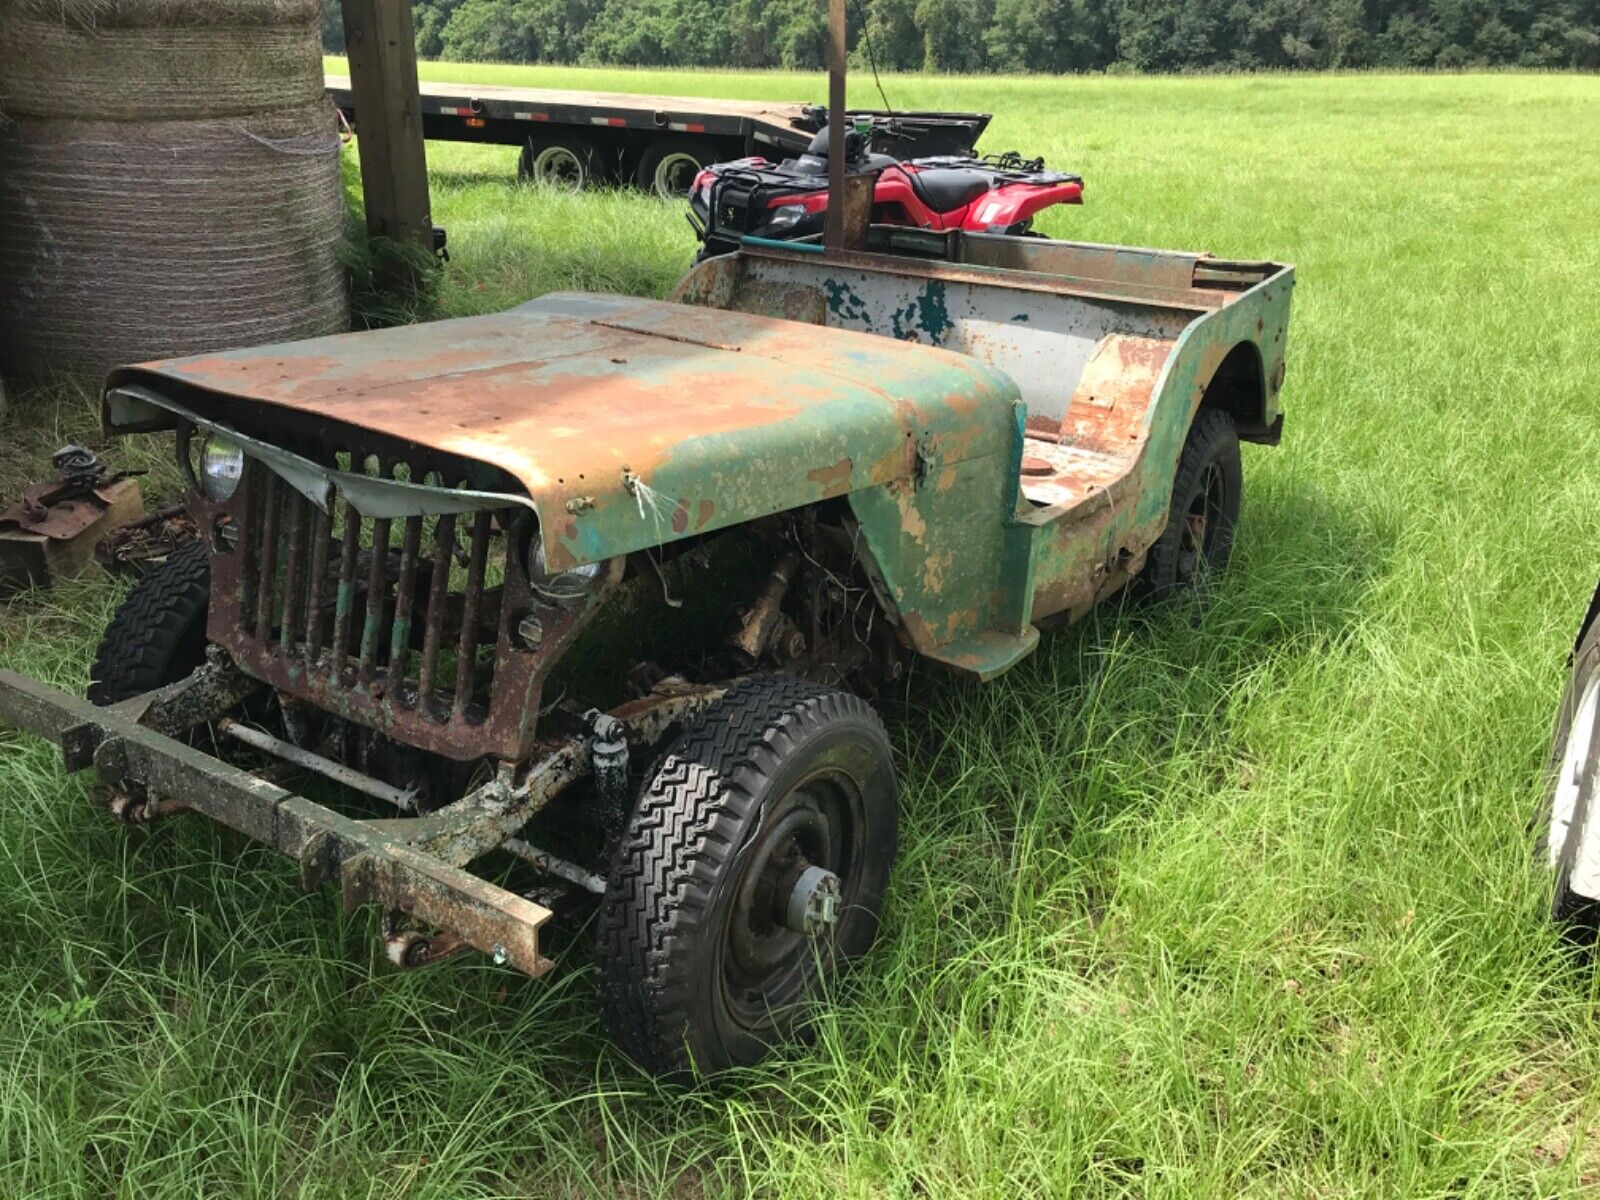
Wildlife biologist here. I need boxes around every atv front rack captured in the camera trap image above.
[0,659,724,975]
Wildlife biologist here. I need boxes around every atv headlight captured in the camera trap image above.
[763,203,808,232]
[526,534,603,608]
[196,432,245,502]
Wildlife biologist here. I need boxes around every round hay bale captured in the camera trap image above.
[0,102,349,379]
[0,13,325,120]
[8,0,321,28]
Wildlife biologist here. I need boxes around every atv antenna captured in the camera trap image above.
[850,0,895,114]
[824,0,847,253]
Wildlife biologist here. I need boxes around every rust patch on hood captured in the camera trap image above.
[807,457,853,491]
[107,292,1023,570]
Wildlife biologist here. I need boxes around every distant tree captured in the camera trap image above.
[723,0,828,68]
[584,0,731,65]
[437,0,602,62]
[321,0,345,53]
[987,0,1113,73]
[915,0,994,71]
[312,0,1600,75]
[415,0,467,58]
[440,0,540,61]
[1114,0,1215,71]
[865,0,925,70]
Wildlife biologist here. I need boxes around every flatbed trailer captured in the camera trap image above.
[325,74,991,197]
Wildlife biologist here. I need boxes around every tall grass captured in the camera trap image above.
[1,67,1599,1196]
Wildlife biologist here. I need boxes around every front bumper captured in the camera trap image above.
[0,662,728,977]
[0,665,554,975]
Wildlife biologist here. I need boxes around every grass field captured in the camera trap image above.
[3,65,1600,1197]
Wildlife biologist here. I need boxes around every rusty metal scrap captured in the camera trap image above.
[0,445,144,591]
[94,504,197,578]
[728,550,801,663]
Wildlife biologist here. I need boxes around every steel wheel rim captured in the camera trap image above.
[533,145,585,190]
[1178,461,1226,583]
[718,768,864,1031]
[1551,673,1600,873]
[652,150,703,199]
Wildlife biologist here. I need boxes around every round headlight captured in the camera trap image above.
[526,533,603,607]
[197,433,245,502]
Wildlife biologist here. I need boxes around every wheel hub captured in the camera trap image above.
[782,863,841,936]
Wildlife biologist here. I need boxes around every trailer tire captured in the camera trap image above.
[1540,617,1600,938]
[636,137,716,199]
[1139,409,1241,601]
[88,539,210,705]
[518,133,608,191]
[596,674,898,1079]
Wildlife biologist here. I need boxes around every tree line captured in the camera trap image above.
[322,0,1600,72]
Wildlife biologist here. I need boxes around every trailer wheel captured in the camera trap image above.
[88,539,209,705]
[1139,409,1241,600]
[636,137,716,199]
[518,133,607,191]
[596,675,898,1079]
[1541,618,1600,937]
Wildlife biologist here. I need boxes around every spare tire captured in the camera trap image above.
[88,540,211,706]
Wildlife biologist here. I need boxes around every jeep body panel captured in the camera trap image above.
[106,291,1022,573]
[674,235,1294,674]
[103,234,1291,685]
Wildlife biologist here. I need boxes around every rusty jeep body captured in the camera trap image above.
[0,228,1292,1077]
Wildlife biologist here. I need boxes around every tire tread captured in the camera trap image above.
[596,674,890,1076]
[1139,408,1241,599]
[87,540,209,706]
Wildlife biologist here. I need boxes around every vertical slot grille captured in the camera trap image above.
[235,459,513,726]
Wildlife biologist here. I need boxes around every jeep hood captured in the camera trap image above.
[105,293,1023,569]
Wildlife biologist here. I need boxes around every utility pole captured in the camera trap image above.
[340,0,433,296]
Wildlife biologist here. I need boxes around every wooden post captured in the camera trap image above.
[823,0,847,253]
[341,0,432,294]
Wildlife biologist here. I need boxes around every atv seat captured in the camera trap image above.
[906,168,992,212]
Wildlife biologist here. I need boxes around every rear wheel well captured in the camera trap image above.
[1199,341,1273,442]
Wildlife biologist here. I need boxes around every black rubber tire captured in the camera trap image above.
[88,539,210,706]
[1139,409,1242,600]
[635,136,716,199]
[596,675,898,1079]
[517,133,610,190]
[1541,616,1600,938]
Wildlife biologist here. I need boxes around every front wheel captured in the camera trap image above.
[596,675,898,1079]
[1139,409,1242,600]
[1542,617,1600,936]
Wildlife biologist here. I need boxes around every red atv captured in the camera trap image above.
[688,120,1083,261]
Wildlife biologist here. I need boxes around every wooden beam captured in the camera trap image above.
[340,0,432,293]
[823,0,847,253]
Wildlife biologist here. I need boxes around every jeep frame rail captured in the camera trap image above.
[0,660,726,974]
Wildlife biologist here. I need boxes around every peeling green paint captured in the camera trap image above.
[824,280,873,326]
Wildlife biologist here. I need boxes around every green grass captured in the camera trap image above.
[4,65,1600,1196]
